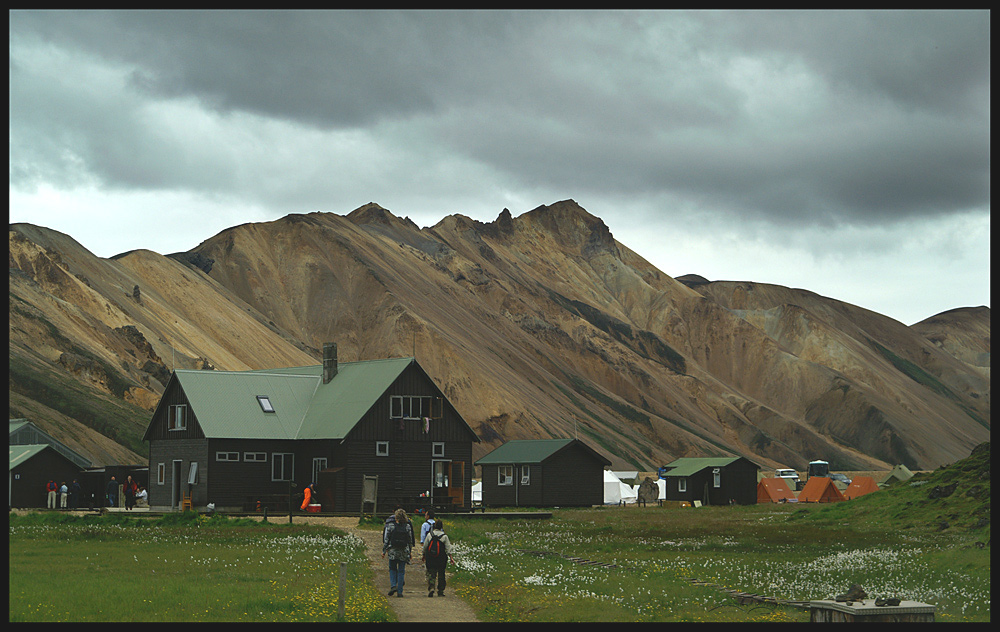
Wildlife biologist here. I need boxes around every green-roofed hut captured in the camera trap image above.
[9,444,83,509]
[660,456,760,505]
[143,344,479,513]
[474,438,611,507]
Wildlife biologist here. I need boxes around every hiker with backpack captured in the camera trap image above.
[421,520,455,598]
[382,508,414,597]
[419,510,436,545]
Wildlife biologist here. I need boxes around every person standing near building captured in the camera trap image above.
[300,483,314,511]
[59,482,69,509]
[422,520,455,597]
[123,475,138,511]
[69,479,82,510]
[382,508,413,597]
[106,476,118,508]
[47,480,57,509]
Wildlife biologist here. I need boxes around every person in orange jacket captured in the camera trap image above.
[301,483,314,511]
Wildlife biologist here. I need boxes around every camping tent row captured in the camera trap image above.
[757,476,881,504]
[603,470,664,505]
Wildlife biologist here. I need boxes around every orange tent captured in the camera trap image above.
[757,478,797,503]
[844,476,879,500]
[798,477,846,503]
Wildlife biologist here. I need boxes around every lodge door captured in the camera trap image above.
[431,459,465,508]
[171,460,182,510]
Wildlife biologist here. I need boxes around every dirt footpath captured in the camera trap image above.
[296,516,479,622]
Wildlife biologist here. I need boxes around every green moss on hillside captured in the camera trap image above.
[788,442,990,541]
[8,353,149,457]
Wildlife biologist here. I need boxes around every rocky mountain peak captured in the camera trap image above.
[495,207,515,234]
[347,202,396,226]
[520,199,620,259]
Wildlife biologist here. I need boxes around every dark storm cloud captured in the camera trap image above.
[716,10,990,115]
[10,10,522,127]
[9,10,990,228]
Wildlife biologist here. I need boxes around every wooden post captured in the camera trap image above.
[338,562,347,620]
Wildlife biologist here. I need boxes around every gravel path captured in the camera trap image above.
[295,516,480,622]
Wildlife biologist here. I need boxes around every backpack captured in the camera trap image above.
[426,533,446,561]
[389,523,409,550]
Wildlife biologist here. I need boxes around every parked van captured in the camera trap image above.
[775,468,800,488]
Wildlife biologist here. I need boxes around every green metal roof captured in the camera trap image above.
[10,444,52,470]
[661,457,752,477]
[172,357,416,440]
[475,438,579,465]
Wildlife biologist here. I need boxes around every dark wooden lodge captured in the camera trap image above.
[660,456,760,505]
[143,344,479,513]
[475,438,611,507]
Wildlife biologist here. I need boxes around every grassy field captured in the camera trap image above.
[8,511,391,622]
[9,444,990,622]
[442,500,988,622]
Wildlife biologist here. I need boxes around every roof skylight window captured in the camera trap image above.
[257,396,276,413]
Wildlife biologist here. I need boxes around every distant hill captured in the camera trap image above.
[8,200,990,470]
[910,306,990,374]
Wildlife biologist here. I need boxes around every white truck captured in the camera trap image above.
[775,468,801,489]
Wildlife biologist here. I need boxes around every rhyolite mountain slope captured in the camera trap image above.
[8,200,990,471]
[9,223,316,465]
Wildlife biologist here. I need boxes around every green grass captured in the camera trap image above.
[441,444,990,623]
[9,445,991,622]
[441,501,988,622]
[8,512,391,622]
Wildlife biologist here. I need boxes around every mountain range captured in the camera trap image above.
[8,200,990,471]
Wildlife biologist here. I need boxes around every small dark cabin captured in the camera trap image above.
[661,456,759,506]
[9,419,95,509]
[9,445,84,509]
[475,438,611,508]
[143,345,480,514]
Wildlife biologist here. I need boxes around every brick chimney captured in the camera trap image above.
[322,342,338,384]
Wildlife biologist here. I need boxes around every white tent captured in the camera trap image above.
[620,482,638,504]
[656,478,666,500]
[603,470,622,504]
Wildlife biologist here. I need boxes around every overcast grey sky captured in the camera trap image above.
[9,10,990,325]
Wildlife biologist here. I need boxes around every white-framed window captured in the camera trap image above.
[390,395,443,419]
[678,478,687,493]
[244,452,267,463]
[376,441,389,457]
[216,451,239,462]
[713,468,721,488]
[167,404,187,430]
[521,465,531,485]
[432,442,445,458]
[256,396,275,413]
[312,458,327,485]
[157,463,165,485]
[272,453,294,481]
[498,465,513,486]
